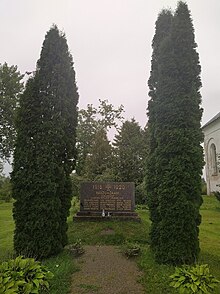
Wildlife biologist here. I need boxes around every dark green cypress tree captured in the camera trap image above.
[146,2,203,265]
[146,9,173,255]
[12,25,78,258]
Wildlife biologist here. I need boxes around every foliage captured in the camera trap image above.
[170,264,219,293]
[71,173,87,199]
[0,63,24,161]
[121,241,141,258]
[94,168,119,182]
[0,176,12,202]
[146,2,203,264]
[69,197,80,217]
[76,99,124,176]
[11,25,78,258]
[135,204,148,210]
[85,128,113,180]
[135,181,147,205]
[113,118,147,186]
[65,239,85,257]
[0,255,54,294]
[146,8,173,261]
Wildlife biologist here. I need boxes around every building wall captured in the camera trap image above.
[203,119,220,195]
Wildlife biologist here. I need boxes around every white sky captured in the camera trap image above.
[1,0,219,129]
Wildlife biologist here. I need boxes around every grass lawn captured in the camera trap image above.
[0,196,219,293]
[0,202,14,260]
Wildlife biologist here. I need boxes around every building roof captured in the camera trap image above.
[202,112,220,129]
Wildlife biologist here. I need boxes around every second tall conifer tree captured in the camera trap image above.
[146,2,203,265]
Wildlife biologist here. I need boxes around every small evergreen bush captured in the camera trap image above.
[0,256,54,293]
[170,264,219,293]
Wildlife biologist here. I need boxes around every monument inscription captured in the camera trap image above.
[80,182,135,213]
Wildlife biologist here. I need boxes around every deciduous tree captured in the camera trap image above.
[76,99,124,176]
[0,63,24,161]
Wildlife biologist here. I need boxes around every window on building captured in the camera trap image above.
[210,143,218,175]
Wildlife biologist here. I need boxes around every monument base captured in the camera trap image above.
[73,211,141,222]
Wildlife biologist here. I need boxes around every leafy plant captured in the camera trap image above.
[65,239,85,257]
[0,255,54,293]
[136,204,148,210]
[121,241,141,258]
[170,264,219,293]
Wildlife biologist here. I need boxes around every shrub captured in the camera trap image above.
[71,173,87,199]
[65,239,85,257]
[135,204,148,210]
[135,182,147,205]
[170,264,219,293]
[121,241,141,258]
[0,256,54,293]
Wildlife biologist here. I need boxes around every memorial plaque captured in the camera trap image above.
[80,182,135,213]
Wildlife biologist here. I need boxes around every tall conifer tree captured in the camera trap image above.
[12,25,78,258]
[146,9,173,255]
[146,2,203,264]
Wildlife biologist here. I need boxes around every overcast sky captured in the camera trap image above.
[1,0,219,128]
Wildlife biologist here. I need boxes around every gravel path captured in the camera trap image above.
[70,245,145,294]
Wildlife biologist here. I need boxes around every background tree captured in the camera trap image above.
[114,119,148,203]
[114,119,145,183]
[12,25,79,258]
[76,99,124,176]
[0,175,12,202]
[85,128,114,180]
[0,63,24,161]
[76,105,98,176]
[146,2,203,265]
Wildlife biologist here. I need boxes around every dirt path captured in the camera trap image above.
[70,245,145,294]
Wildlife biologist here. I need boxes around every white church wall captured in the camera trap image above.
[203,119,220,195]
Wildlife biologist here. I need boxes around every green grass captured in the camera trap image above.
[0,196,220,293]
[0,202,14,260]
[68,216,150,246]
[200,196,220,256]
[198,196,220,293]
[43,250,79,294]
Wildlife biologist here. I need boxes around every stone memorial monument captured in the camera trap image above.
[74,182,140,221]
